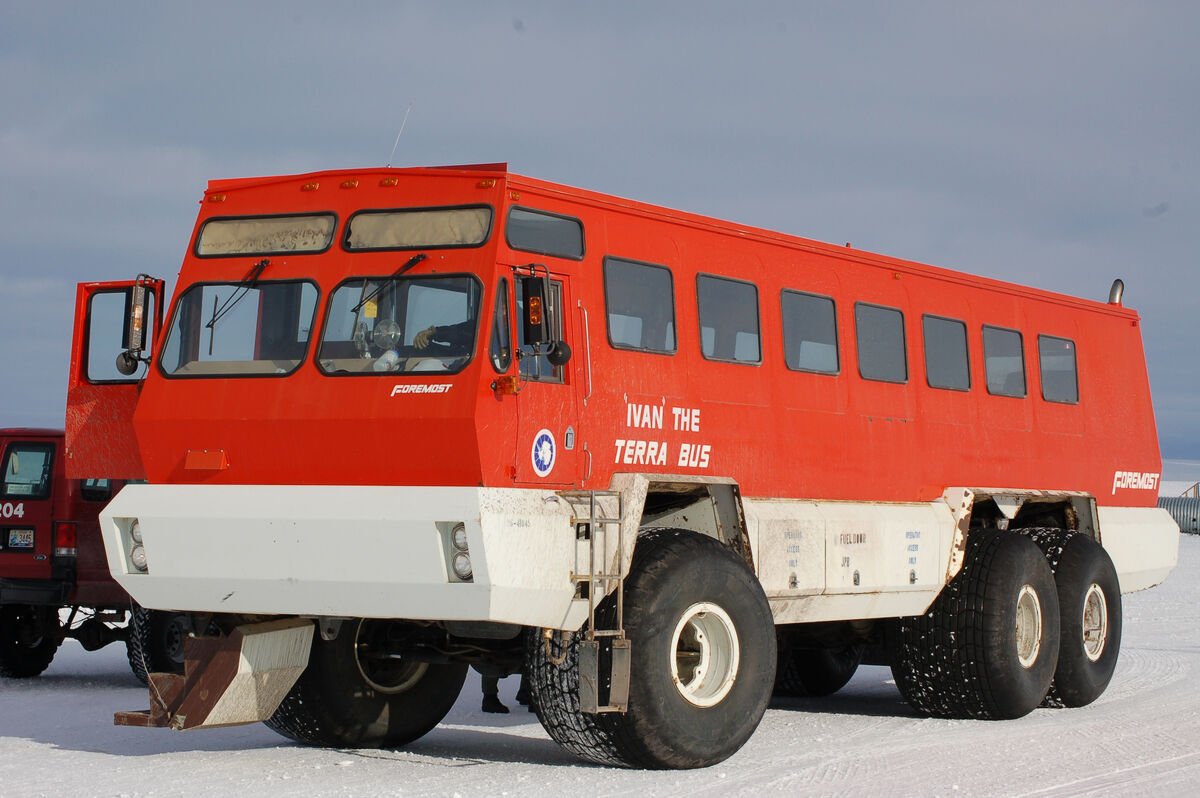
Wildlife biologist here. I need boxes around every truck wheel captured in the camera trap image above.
[0,604,60,678]
[265,619,467,748]
[126,608,190,685]
[527,529,776,769]
[1038,533,1122,708]
[892,529,1060,719]
[774,640,864,697]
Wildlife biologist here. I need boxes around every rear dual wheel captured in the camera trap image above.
[892,529,1060,719]
[1024,529,1122,708]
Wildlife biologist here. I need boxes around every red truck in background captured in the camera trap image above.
[0,427,182,681]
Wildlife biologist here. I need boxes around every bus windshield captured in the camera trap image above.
[160,280,318,377]
[317,275,481,375]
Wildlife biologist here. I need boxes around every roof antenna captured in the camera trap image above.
[386,104,413,167]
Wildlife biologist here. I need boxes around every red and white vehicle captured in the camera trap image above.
[68,164,1179,768]
[0,428,185,681]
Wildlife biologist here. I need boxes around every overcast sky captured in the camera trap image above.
[1,2,1196,456]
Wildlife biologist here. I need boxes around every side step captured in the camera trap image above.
[115,618,313,730]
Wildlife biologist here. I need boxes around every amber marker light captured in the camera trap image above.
[477,178,496,189]
[379,177,399,187]
[491,375,522,395]
[301,182,320,191]
[207,194,227,203]
[340,179,360,189]
[509,191,521,201]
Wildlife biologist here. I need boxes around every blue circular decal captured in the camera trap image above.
[531,429,556,478]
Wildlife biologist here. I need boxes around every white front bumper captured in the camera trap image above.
[101,484,588,630]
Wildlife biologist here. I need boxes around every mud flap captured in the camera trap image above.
[115,618,313,730]
[577,637,631,714]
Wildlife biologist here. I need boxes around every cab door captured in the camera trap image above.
[66,277,164,479]
[510,272,581,487]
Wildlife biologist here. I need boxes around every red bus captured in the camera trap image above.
[69,164,1178,769]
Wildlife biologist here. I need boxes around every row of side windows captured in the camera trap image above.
[601,256,1079,405]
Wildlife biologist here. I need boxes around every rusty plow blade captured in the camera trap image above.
[115,618,313,730]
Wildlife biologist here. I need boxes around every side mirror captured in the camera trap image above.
[519,275,550,346]
[546,340,572,367]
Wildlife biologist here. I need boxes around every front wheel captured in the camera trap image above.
[528,529,776,769]
[266,619,467,748]
[0,604,60,678]
[126,608,190,685]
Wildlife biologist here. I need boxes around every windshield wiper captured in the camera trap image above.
[206,258,270,354]
[351,253,428,313]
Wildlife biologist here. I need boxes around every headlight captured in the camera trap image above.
[451,551,473,581]
[130,520,142,544]
[451,523,469,552]
[130,544,148,571]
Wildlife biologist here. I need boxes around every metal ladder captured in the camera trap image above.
[561,489,630,713]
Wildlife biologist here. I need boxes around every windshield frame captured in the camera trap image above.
[315,272,485,378]
[157,278,321,380]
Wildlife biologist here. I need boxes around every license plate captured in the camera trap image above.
[6,529,34,549]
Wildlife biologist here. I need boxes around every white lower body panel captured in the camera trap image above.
[101,484,588,630]
[1097,506,1179,593]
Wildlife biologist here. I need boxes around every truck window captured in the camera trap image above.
[855,303,907,383]
[984,325,1026,397]
[506,207,584,260]
[317,275,480,375]
[781,290,838,374]
[2,443,53,500]
[604,257,676,354]
[490,279,513,373]
[698,274,761,365]
[1039,335,1079,404]
[923,315,970,391]
[196,214,336,257]
[345,206,492,250]
[160,280,318,377]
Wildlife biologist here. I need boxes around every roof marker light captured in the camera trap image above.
[301,182,320,192]
[340,179,360,189]
[207,194,227,203]
[477,179,496,189]
[379,177,399,187]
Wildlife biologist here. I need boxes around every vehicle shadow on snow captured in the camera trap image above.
[769,667,921,719]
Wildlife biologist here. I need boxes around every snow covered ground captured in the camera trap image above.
[3,537,1198,798]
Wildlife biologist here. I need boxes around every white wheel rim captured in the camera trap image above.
[1015,584,1043,669]
[669,602,740,707]
[1081,583,1108,662]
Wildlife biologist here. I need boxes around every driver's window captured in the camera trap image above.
[516,279,564,383]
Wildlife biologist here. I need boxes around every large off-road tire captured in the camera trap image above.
[1024,530,1122,708]
[892,529,1060,719]
[774,639,864,697]
[265,618,468,748]
[0,604,60,678]
[126,608,190,685]
[527,529,776,769]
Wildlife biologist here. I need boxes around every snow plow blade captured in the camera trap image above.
[115,618,313,730]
